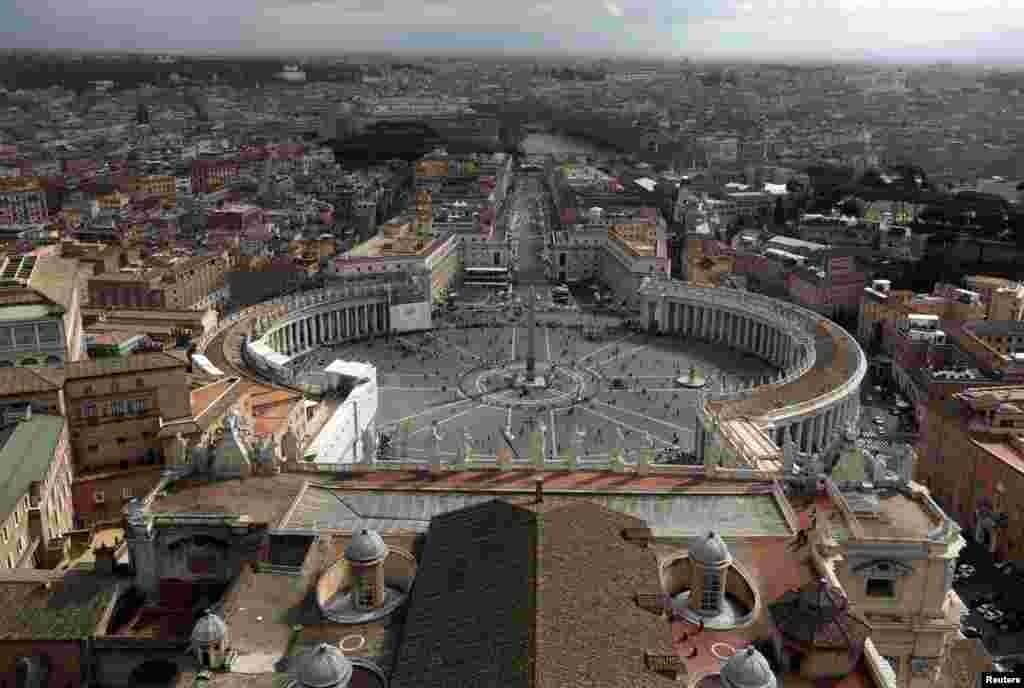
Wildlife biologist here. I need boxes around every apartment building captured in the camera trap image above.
[0,254,86,367]
[87,250,231,312]
[916,385,1024,566]
[0,412,74,569]
[126,175,176,208]
[64,352,192,522]
[191,158,239,195]
[0,177,47,226]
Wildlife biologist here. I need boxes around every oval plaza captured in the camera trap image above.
[229,269,866,469]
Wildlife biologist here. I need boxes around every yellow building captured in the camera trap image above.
[127,175,177,208]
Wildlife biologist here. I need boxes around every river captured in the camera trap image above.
[519,128,620,159]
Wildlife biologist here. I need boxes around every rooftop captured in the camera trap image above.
[65,349,189,381]
[390,500,677,688]
[280,478,792,538]
[0,570,118,640]
[149,474,308,527]
[846,490,941,540]
[0,366,66,395]
[0,303,60,323]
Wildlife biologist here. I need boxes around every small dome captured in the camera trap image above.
[689,531,731,566]
[721,647,776,688]
[191,609,227,645]
[296,643,353,688]
[344,529,388,563]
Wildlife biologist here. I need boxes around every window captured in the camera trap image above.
[37,322,59,344]
[701,570,722,612]
[866,577,896,597]
[17,535,25,555]
[87,444,99,452]
[1,526,6,544]
[111,399,127,417]
[882,655,901,677]
[94,490,105,504]
[13,326,35,347]
[122,487,133,500]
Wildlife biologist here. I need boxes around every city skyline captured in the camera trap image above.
[4,0,1024,65]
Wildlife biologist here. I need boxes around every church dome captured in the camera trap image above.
[689,531,731,566]
[720,647,776,688]
[296,643,353,688]
[344,529,388,563]
[191,609,227,645]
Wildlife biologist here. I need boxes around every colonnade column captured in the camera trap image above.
[798,419,809,453]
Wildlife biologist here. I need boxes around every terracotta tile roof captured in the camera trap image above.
[190,377,242,424]
[0,366,66,396]
[65,350,188,380]
[390,499,677,688]
[390,499,534,688]
[534,501,676,688]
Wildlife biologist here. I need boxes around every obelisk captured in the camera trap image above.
[525,285,537,380]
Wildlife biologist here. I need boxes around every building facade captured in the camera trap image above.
[63,352,193,522]
[0,254,86,367]
[0,413,74,569]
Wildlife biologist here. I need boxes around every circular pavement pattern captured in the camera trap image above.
[304,322,778,461]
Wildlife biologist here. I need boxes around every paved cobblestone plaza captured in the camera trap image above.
[309,318,778,461]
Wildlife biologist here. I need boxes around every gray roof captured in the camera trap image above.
[296,643,353,688]
[688,531,731,566]
[344,529,388,563]
[191,610,227,645]
[284,489,791,537]
[720,647,776,688]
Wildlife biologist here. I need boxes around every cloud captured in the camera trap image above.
[602,0,624,16]
[5,0,1024,60]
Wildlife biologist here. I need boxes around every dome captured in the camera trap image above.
[720,647,776,688]
[191,609,227,645]
[344,529,388,563]
[296,643,353,688]
[689,531,731,566]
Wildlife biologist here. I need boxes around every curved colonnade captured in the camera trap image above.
[640,280,867,461]
[237,284,395,379]
[213,278,865,471]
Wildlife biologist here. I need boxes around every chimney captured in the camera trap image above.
[534,477,544,504]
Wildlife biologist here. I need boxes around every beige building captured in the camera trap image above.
[0,253,87,367]
[0,412,74,569]
[64,351,193,523]
[87,250,232,312]
[126,175,177,208]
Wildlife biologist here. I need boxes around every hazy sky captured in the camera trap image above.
[4,0,1023,62]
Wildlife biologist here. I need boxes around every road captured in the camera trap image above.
[506,171,551,285]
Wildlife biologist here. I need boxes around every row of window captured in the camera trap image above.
[93,487,133,503]
[80,378,149,395]
[79,398,147,418]
[0,323,62,349]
